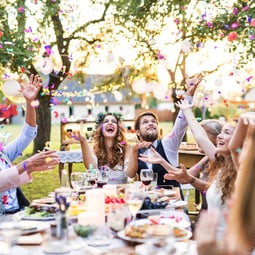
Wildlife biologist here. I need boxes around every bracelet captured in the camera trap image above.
[189,177,195,184]
[23,161,27,172]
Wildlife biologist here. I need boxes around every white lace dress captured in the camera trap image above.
[93,155,128,184]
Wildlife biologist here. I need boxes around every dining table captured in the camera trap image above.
[5,215,198,255]
[1,185,199,255]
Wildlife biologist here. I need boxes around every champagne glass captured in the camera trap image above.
[125,184,144,225]
[140,169,154,192]
[97,167,109,188]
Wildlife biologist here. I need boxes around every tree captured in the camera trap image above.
[0,0,254,153]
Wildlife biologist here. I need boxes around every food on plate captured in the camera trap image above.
[124,224,150,239]
[23,206,56,219]
[124,217,191,240]
[125,223,171,238]
[173,227,189,238]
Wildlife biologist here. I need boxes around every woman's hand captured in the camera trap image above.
[185,73,203,96]
[131,141,152,153]
[20,74,42,102]
[240,111,255,125]
[164,163,191,184]
[67,130,86,143]
[175,99,194,111]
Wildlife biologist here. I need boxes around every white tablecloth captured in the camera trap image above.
[58,150,83,163]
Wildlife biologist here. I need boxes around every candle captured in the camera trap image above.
[103,184,117,197]
[78,212,98,226]
[86,188,105,226]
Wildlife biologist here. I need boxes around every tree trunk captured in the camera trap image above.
[33,95,51,154]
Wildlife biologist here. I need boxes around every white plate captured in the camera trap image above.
[149,216,191,229]
[156,189,176,197]
[117,219,192,243]
[19,221,49,235]
[17,211,56,221]
[169,200,188,208]
[0,221,49,235]
[117,228,192,243]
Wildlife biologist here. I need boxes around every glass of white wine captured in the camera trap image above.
[70,172,86,200]
[125,184,144,225]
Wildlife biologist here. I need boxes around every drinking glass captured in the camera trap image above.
[86,168,98,188]
[70,172,86,200]
[140,169,154,191]
[97,167,109,188]
[125,184,144,224]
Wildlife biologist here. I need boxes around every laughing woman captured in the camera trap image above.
[72,112,142,184]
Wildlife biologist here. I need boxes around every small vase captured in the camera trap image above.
[56,211,68,241]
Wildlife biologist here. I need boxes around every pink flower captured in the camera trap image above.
[233,7,238,15]
[18,6,25,13]
[207,22,213,28]
[250,19,255,27]
[231,22,239,29]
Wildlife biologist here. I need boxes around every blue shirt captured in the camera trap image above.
[1,122,37,212]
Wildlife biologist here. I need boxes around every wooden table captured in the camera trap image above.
[178,149,204,169]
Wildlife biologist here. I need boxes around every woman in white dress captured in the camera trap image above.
[163,99,237,231]
[73,112,148,184]
[195,112,255,255]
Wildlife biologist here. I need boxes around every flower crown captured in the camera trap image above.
[95,112,123,125]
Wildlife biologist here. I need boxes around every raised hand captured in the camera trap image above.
[185,73,203,96]
[131,141,152,153]
[239,111,255,125]
[20,74,42,102]
[175,99,194,111]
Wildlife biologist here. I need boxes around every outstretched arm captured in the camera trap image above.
[164,164,210,192]
[67,131,96,169]
[176,100,216,161]
[229,111,255,170]
[20,74,42,127]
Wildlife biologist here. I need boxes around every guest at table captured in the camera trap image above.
[139,119,222,210]
[0,74,42,213]
[0,150,60,193]
[195,118,255,255]
[72,112,148,184]
[126,73,203,191]
[163,99,237,233]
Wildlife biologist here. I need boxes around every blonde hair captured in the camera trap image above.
[227,124,255,251]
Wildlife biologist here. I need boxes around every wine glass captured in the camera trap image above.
[140,169,154,192]
[125,184,144,225]
[70,172,86,200]
[86,168,98,188]
[97,167,109,188]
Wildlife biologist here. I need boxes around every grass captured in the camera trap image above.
[2,122,198,212]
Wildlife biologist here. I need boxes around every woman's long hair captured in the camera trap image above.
[206,154,237,205]
[93,113,127,169]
